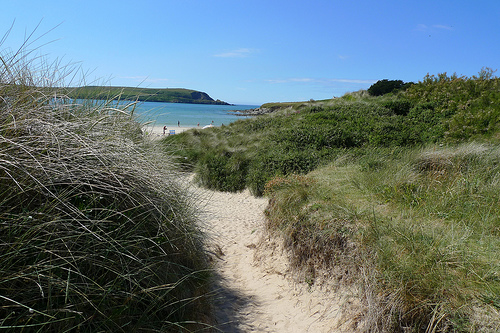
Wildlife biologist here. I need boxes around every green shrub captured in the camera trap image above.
[195,149,249,192]
[404,68,500,141]
[381,99,413,116]
[247,158,274,196]
[163,97,452,195]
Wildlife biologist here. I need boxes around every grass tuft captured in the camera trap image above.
[0,31,212,332]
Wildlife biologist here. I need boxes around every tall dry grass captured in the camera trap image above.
[0,30,212,331]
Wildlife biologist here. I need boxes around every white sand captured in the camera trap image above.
[144,125,196,138]
[190,180,355,332]
[144,124,221,139]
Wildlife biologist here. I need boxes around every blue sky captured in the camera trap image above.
[1,0,499,105]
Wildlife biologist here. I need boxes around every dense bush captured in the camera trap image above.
[368,79,413,96]
[405,68,500,141]
[381,99,413,116]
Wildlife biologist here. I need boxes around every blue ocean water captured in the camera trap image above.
[132,101,259,127]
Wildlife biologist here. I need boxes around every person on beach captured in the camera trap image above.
[178,121,180,127]
[197,123,200,127]
[163,125,167,135]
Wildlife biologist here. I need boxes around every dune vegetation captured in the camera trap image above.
[163,69,500,331]
[2,23,499,331]
[0,40,213,331]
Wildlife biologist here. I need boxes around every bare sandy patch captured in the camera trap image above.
[189,179,358,332]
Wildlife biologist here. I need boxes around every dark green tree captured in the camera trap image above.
[368,79,412,96]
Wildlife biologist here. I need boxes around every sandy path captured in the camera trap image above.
[192,184,346,332]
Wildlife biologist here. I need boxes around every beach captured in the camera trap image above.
[145,124,199,138]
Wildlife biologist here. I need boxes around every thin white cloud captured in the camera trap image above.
[414,24,454,32]
[214,48,254,58]
[433,24,454,31]
[331,78,377,84]
[291,78,315,82]
[415,24,429,32]
[266,79,287,84]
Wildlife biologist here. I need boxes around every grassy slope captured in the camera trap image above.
[162,71,500,331]
[64,85,230,104]
[265,146,500,332]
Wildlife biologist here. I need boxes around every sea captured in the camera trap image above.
[131,101,259,128]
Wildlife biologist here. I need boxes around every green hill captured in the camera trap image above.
[65,86,231,105]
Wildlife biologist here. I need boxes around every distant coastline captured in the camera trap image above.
[64,86,232,105]
[131,100,259,128]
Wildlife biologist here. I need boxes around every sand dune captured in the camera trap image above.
[189,179,351,332]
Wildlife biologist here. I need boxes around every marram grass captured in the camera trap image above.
[0,40,213,331]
